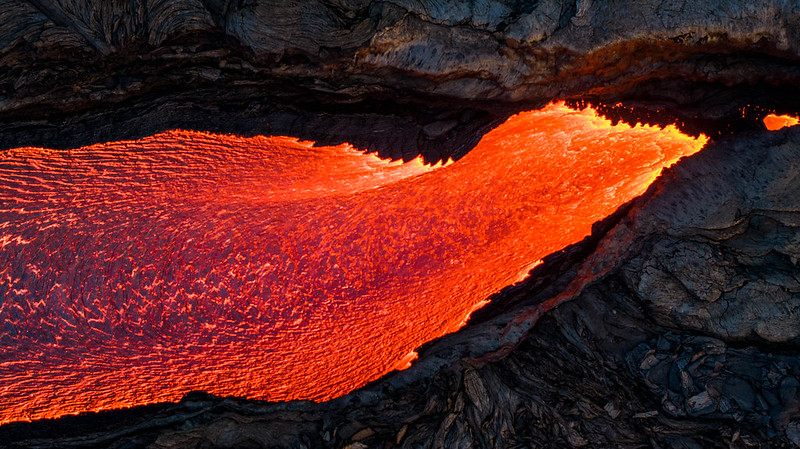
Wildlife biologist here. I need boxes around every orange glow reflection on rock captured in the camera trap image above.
[764,113,800,130]
[0,103,707,424]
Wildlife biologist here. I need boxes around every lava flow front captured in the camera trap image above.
[0,103,707,424]
[764,113,800,130]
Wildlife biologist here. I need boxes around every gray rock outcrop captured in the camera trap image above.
[2,0,800,159]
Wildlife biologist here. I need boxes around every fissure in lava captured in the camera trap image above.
[0,103,706,424]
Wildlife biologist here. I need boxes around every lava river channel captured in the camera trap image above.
[0,102,707,424]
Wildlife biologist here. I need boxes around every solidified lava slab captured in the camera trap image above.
[0,103,706,424]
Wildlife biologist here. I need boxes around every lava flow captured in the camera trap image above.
[0,103,707,424]
[764,113,800,130]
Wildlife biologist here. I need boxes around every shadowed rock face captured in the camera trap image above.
[2,0,800,159]
[3,1,800,448]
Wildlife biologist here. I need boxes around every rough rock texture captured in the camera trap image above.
[4,1,800,448]
[5,126,800,449]
[2,0,800,160]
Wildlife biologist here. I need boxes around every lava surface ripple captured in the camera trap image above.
[0,103,706,424]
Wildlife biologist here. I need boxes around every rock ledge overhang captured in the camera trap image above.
[2,0,800,159]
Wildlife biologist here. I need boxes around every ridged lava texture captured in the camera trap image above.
[0,103,704,424]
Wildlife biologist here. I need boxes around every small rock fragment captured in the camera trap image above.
[687,391,716,415]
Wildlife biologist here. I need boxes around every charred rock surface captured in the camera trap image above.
[3,0,800,160]
[5,125,800,449]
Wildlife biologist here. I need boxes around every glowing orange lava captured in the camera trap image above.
[764,113,800,130]
[0,103,706,424]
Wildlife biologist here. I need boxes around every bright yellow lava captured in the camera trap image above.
[764,113,800,130]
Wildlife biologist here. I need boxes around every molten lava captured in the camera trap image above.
[764,113,800,130]
[0,103,706,424]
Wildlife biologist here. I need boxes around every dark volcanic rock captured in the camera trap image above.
[2,0,800,159]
